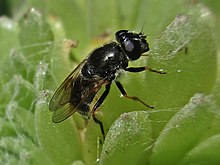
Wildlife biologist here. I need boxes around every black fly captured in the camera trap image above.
[49,30,165,139]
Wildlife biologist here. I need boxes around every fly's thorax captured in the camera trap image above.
[81,63,95,78]
[82,42,128,80]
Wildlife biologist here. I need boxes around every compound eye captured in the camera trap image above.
[123,40,142,61]
[124,40,134,52]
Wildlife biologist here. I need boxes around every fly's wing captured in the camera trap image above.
[49,59,106,123]
[49,59,87,123]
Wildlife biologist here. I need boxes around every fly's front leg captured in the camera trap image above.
[115,81,154,109]
[125,66,166,74]
[92,83,111,139]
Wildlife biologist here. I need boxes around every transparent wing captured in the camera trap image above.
[51,103,76,123]
[49,59,87,123]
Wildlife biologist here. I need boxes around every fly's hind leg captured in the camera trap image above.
[115,81,154,109]
[92,83,111,139]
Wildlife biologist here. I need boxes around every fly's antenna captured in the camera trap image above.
[139,24,147,38]
[140,25,145,34]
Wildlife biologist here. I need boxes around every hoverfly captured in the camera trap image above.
[49,30,165,139]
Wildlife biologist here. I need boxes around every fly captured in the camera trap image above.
[49,30,165,139]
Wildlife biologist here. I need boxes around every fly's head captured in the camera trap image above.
[115,30,149,61]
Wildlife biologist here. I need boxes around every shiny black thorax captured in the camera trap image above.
[81,42,128,81]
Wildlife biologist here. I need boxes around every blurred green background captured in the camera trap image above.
[0,0,220,165]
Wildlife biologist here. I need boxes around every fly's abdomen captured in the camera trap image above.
[70,76,102,118]
[77,93,96,119]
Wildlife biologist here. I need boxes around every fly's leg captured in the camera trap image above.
[125,66,166,74]
[115,81,154,109]
[92,83,111,139]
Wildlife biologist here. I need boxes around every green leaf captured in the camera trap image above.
[35,91,83,164]
[180,134,220,165]
[100,111,153,165]
[150,94,219,164]
[0,16,18,66]
[100,94,220,165]
[0,0,219,164]
[18,8,54,61]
